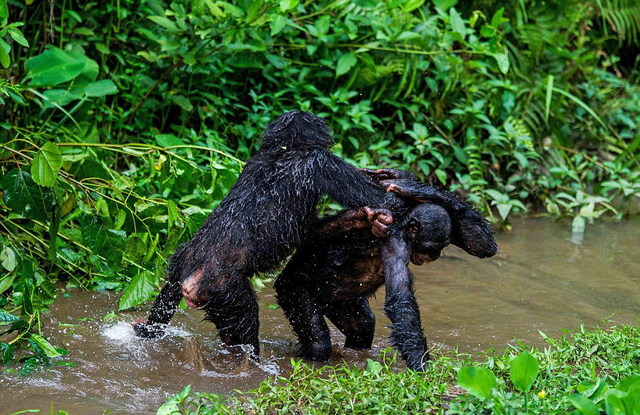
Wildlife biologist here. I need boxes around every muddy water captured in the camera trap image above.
[1,218,639,414]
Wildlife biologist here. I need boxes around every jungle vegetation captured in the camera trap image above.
[0,0,639,411]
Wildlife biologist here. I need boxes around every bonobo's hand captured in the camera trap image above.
[133,319,166,338]
[363,207,393,238]
[348,207,393,237]
[382,179,419,198]
[359,168,418,184]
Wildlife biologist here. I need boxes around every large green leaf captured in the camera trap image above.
[336,52,358,77]
[449,8,466,38]
[568,394,599,415]
[457,366,497,399]
[118,271,157,311]
[0,41,9,68]
[30,334,62,358]
[0,0,8,19]
[84,80,118,97]
[0,310,19,325]
[2,169,53,221]
[25,47,99,87]
[509,350,540,392]
[25,48,86,86]
[32,142,63,187]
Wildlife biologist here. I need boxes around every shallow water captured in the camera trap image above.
[1,218,638,414]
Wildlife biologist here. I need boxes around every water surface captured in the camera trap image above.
[1,218,638,414]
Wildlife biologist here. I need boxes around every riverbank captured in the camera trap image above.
[159,323,640,414]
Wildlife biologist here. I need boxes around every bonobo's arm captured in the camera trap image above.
[315,207,393,238]
[133,280,182,338]
[368,171,497,258]
[381,234,429,371]
[319,153,389,208]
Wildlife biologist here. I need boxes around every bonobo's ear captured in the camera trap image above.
[407,217,420,237]
[451,210,497,258]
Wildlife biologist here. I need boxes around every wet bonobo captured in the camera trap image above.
[275,170,497,371]
[133,111,397,355]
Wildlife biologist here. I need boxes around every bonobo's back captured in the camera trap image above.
[172,111,387,276]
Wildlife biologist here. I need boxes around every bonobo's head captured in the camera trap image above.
[261,110,335,151]
[404,204,451,265]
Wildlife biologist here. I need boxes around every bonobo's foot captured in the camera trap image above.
[133,320,167,338]
[300,339,332,362]
[405,352,430,372]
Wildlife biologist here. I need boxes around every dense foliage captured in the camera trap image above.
[1,0,639,370]
[159,324,640,414]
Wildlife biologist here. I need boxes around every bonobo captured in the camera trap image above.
[275,172,497,371]
[134,111,398,355]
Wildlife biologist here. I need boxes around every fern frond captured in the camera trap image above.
[598,0,640,45]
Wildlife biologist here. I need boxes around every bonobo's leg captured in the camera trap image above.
[275,270,332,361]
[382,178,497,258]
[325,297,375,350]
[201,271,260,355]
[134,280,182,338]
[381,235,429,371]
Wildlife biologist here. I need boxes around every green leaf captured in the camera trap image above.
[402,0,425,13]
[545,75,554,122]
[118,271,157,310]
[336,52,358,77]
[31,142,63,187]
[433,0,458,11]
[496,203,511,220]
[567,394,599,415]
[492,53,509,74]
[147,15,179,31]
[449,8,466,38]
[0,273,16,294]
[0,246,17,272]
[9,28,30,47]
[2,169,53,221]
[1,342,15,364]
[279,0,300,12]
[457,366,497,399]
[510,351,540,392]
[365,359,383,374]
[0,42,9,68]
[0,310,19,325]
[0,0,8,19]
[24,48,87,86]
[84,79,118,97]
[270,14,287,36]
[30,334,62,358]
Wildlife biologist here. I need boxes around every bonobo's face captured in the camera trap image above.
[405,204,452,265]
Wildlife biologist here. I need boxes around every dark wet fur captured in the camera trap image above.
[275,180,497,371]
[134,111,396,353]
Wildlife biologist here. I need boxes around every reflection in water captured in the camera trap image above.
[0,218,638,414]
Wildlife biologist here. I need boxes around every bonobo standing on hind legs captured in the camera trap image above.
[134,111,398,355]
[275,170,497,371]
